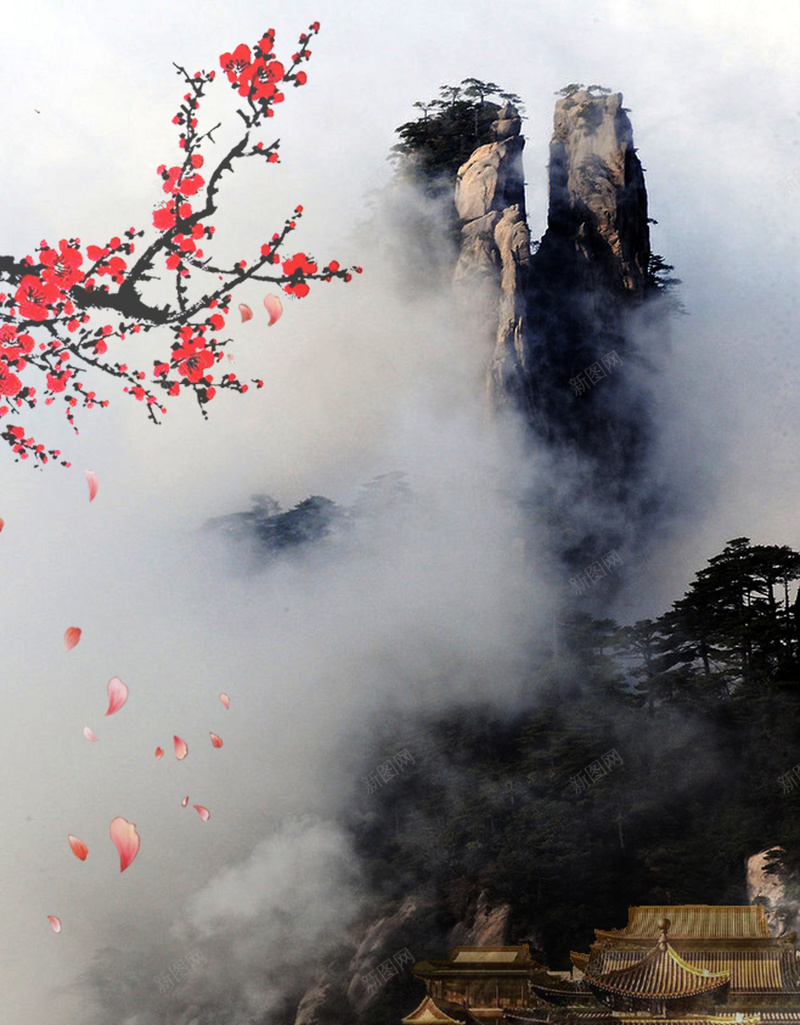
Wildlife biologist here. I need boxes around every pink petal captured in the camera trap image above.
[0,516,4,532]
[264,294,282,326]
[68,834,88,861]
[155,746,164,760]
[181,795,189,807]
[109,816,140,872]
[209,732,223,748]
[239,302,253,322]
[64,626,81,651]
[86,469,99,502]
[219,693,230,709]
[193,805,210,822]
[105,677,128,716]
[83,726,99,743]
[173,735,188,760]
[47,915,62,933]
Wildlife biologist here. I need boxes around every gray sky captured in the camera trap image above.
[0,1,798,1021]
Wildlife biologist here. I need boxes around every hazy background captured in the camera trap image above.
[0,0,798,1021]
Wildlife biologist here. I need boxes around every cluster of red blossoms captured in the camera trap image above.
[219,21,318,110]
[221,36,286,109]
[0,20,361,468]
[15,240,84,321]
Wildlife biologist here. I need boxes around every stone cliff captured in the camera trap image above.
[290,888,511,1025]
[455,87,665,575]
[544,88,650,298]
[452,103,533,418]
[456,89,652,421]
[747,848,800,938]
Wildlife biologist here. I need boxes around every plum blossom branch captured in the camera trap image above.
[0,19,361,466]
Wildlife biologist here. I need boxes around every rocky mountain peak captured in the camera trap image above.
[492,102,522,141]
[453,126,525,222]
[450,84,668,578]
[545,89,649,297]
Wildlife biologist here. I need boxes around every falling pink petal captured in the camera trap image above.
[181,795,189,807]
[86,469,99,502]
[105,677,128,716]
[47,915,62,933]
[68,834,88,861]
[209,732,223,748]
[264,294,282,326]
[0,517,4,532]
[239,302,253,322]
[83,726,99,743]
[193,805,210,822]
[219,693,230,709]
[109,816,140,872]
[64,626,81,651]
[173,735,188,760]
[155,746,164,760]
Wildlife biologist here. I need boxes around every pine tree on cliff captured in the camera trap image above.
[390,78,524,193]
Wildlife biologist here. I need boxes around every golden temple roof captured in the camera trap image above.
[584,942,731,999]
[528,969,582,989]
[448,946,535,964]
[602,907,772,940]
[414,945,541,976]
[591,950,800,993]
[401,995,483,1024]
[614,1016,760,1025]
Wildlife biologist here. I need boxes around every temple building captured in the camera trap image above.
[402,905,800,1025]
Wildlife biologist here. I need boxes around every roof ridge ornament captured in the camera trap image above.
[658,917,671,951]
